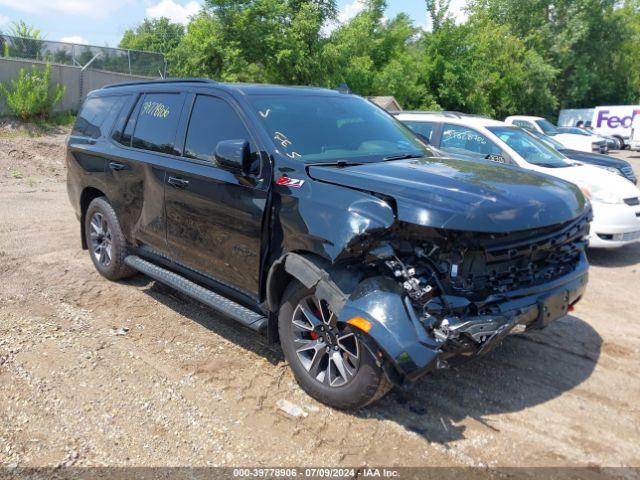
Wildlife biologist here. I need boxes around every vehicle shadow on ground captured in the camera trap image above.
[124,278,601,445]
[361,314,602,444]
[123,277,283,366]
[587,243,640,267]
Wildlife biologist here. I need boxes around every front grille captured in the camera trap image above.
[624,197,640,206]
[449,213,590,298]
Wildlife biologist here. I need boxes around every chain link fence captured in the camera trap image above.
[0,34,166,77]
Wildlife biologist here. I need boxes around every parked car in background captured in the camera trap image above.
[526,129,636,184]
[558,126,617,151]
[397,112,640,248]
[504,115,607,153]
[66,80,594,409]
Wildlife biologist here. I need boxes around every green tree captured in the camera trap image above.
[169,12,261,80]
[322,1,438,108]
[7,20,45,60]
[119,17,185,54]
[468,0,640,108]
[426,0,452,32]
[195,0,336,83]
[420,12,557,118]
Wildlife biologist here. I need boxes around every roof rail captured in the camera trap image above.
[443,111,491,119]
[395,110,491,119]
[102,78,217,89]
[392,110,461,118]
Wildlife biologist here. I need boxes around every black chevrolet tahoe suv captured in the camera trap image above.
[67,79,591,409]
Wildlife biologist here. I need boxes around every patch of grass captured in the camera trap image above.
[33,111,76,128]
[0,112,75,138]
[10,170,23,179]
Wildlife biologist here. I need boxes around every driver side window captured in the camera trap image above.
[184,95,256,166]
[440,124,502,158]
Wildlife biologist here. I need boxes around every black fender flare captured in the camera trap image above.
[267,254,442,383]
[265,252,362,315]
[79,186,109,249]
[338,276,442,383]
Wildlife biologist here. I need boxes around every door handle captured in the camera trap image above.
[168,176,189,188]
[108,161,128,171]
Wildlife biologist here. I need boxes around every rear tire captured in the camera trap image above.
[278,280,391,409]
[84,197,136,281]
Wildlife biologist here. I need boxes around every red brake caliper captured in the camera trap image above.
[309,306,321,340]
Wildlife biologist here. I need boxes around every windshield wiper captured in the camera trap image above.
[383,152,424,161]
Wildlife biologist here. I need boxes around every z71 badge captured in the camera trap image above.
[276,176,305,188]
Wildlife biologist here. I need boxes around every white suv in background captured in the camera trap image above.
[396,112,640,248]
[504,115,607,153]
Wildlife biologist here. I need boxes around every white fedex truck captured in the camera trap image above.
[559,105,640,148]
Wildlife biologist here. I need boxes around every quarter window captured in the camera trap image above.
[130,93,184,155]
[184,95,253,164]
[440,124,502,158]
[73,95,127,139]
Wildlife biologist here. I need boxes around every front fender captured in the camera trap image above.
[273,180,395,263]
[339,276,441,383]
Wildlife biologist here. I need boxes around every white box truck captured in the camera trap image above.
[559,105,640,148]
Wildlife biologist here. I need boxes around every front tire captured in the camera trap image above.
[84,197,136,281]
[278,280,391,409]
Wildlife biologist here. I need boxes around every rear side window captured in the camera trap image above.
[403,121,435,142]
[441,123,502,157]
[184,95,253,164]
[131,93,184,155]
[73,96,126,139]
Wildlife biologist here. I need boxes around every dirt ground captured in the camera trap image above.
[1,126,639,469]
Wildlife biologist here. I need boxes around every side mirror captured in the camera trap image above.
[215,139,254,175]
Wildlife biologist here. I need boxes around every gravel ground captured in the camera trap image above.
[1,127,639,468]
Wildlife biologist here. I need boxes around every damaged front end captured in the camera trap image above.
[337,211,591,385]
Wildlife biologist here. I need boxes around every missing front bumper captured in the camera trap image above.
[339,260,589,385]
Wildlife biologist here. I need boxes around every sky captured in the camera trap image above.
[0,0,468,49]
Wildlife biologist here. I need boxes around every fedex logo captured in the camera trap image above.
[596,109,640,129]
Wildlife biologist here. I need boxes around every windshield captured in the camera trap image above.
[249,94,429,163]
[528,130,565,149]
[488,126,571,168]
[535,119,560,135]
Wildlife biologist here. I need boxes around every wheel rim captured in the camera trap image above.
[291,294,360,387]
[89,212,113,267]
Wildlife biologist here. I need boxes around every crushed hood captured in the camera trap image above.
[308,157,589,233]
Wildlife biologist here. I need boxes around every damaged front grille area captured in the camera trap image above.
[449,213,590,298]
[365,211,591,363]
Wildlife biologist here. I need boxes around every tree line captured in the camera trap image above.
[118,0,640,119]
